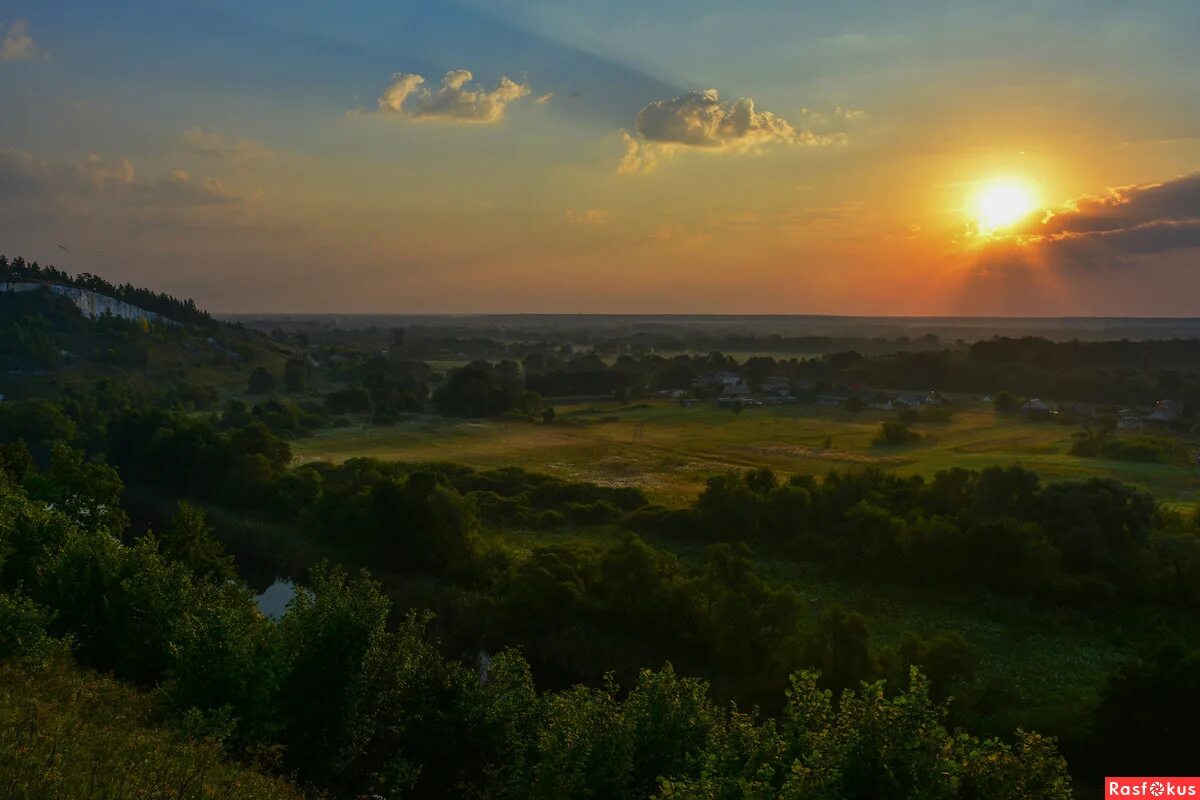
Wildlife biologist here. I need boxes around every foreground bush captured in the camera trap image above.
[0,656,303,800]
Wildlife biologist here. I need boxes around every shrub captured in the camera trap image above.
[874,420,921,446]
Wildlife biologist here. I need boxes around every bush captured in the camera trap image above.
[624,505,697,538]
[993,390,1019,412]
[874,420,921,446]
[564,500,622,525]
[0,657,304,800]
[325,385,374,415]
[247,366,277,395]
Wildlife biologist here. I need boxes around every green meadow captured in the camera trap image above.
[293,400,1200,509]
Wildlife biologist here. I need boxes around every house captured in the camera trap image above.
[1063,402,1095,421]
[1020,398,1052,418]
[816,393,849,407]
[717,396,760,408]
[763,376,792,396]
[1117,410,1146,430]
[896,391,940,409]
[694,370,741,389]
[871,393,900,411]
[1145,399,1184,426]
[721,383,752,398]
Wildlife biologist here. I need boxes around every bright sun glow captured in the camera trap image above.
[971,178,1039,233]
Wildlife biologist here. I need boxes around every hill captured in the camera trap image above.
[0,258,297,403]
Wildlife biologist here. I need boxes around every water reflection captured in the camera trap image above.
[255,578,296,621]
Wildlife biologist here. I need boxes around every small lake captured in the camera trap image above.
[255,578,296,621]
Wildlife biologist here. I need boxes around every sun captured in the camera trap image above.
[971,178,1039,233]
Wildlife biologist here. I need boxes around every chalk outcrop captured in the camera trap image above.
[1,281,175,326]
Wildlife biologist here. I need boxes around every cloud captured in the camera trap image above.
[0,19,39,62]
[565,208,608,225]
[78,154,135,188]
[618,132,658,175]
[373,69,531,123]
[142,169,238,207]
[181,127,273,160]
[619,89,842,174]
[1012,171,1200,264]
[535,92,554,105]
[637,89,800,149]
[0,150,133,198]
[0,148,245,227]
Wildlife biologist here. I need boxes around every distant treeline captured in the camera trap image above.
[0,254,213,327]
[419,341,1200,411]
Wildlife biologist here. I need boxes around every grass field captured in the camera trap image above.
[293,399,1200,509]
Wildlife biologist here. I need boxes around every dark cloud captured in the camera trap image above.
[1016,171,1200,263]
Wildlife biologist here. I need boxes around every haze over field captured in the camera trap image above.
[2,1,1200,315]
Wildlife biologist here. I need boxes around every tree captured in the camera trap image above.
[35,444,129,536]
[247,366,277,395]
[1084,643,1200,780]
[158,501,234,582]
[283,357,310,392]
[0,439,33,484]
[325,385,374,415]
[992,390,1019,412]
[873,420,920,446]
[432,361,524,418]
[802,605,876,694]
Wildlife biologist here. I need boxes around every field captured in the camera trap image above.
[293,399,1200,509]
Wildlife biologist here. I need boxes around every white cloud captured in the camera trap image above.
[636,89,803,150]
[181,127,273,160]
[618,132,659,175]
[373,69,531,123]
[144,169,238,206]
[619,89,843,174]
[535,92,555,104]
[77,153,136,188]
[0,19,39,62]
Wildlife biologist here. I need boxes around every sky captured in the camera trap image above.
[1,0,1198,315]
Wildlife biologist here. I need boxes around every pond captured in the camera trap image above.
[255,578,297,621]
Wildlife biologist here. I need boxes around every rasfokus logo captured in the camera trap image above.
[1107,778,1200,798]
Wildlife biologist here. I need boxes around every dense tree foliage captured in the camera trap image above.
[433,360,534,417]
[0,472,1073,799]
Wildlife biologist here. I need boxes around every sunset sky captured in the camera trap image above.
[2,0,1199,314]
